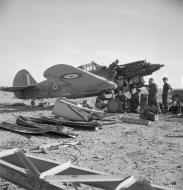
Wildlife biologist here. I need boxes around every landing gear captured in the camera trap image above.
[107,98,130,113]
[31,98,48,107]
[31,99,35,106]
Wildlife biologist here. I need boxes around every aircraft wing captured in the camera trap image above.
[0,85,37,92]
[44,64,117,94]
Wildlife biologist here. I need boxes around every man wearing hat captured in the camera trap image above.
[162,77,173,112]
[146,78,159,107]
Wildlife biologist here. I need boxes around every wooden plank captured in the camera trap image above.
[115,176,137,190]
[0,148,16,158]
[45,174,129,190]
[0,158,27,174]
[15,149,40,177]
[44,174,173,190]
[0,122,48,135]
[0,149,174,190]
[115,177,155,190]
[0,158,66,190]
[44,174,125,182]
[40,161,71,179]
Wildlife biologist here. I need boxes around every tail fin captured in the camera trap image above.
[13,69,37,87]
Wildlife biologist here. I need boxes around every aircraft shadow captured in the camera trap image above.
[0,128,74,139]
[0,104,53,113]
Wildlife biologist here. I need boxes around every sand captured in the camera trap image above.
[0,92,183,189]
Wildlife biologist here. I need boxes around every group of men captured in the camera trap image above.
[147,77,173,113]
[95,77,173,113]
[95,87,141,113]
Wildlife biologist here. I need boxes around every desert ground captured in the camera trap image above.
[0,91,183,189]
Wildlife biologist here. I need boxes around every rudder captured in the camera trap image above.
[13,69,37,87]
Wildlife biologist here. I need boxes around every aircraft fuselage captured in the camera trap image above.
[15,79,112,99]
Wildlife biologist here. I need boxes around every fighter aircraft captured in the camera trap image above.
[78,59,164,91]
[0,64,117,100]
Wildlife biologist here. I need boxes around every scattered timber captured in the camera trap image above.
[120,116,151,125]
[0,122,48,135]
[16,116,77,138]
[27,141,80,153]
[29,116,101,130]
[0,148,176,190]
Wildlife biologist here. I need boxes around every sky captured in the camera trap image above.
[0,0,183,88]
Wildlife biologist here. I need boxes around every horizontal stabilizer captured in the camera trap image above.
[0,85,37,92]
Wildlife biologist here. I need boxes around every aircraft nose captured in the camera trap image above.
[108,81,117,89]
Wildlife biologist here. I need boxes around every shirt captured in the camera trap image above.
[162,83,172,97]
[149,83,158,97]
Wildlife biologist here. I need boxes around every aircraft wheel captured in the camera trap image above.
[107,99,124,113]
[31,100,35,106]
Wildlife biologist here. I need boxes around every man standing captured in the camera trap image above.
[130,89,141,113]
[162,77,173,112]
[115,89,127,111]
[147,78,159,107]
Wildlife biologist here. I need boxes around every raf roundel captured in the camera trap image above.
[62,73,80,79]
[51,83,59,92]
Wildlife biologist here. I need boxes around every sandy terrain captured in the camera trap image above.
[0,92,183,189]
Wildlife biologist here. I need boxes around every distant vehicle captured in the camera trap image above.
[78,59,164,92]
[0,64,116,101]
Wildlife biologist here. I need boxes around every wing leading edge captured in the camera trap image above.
[44,64,117,93]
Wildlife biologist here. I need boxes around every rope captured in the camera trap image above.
[61,143,82,164]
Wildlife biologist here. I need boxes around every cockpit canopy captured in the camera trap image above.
[78,61,102,72]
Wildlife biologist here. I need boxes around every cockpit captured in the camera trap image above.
[78,61,101,72]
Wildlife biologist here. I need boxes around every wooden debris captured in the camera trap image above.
[0,122,48,135]
[16,116,77,138]
[30,116,101,130]
[120,116,151,125]
[28,141,79,153]
[0,148,176,190]
[15,149,40,177]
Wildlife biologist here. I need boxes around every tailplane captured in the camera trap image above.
[0,69,37,99]
[13,69,37,87]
